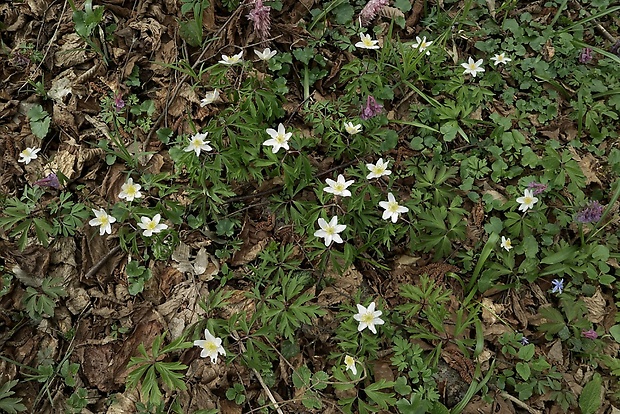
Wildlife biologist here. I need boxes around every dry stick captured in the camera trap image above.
[83,244,123,279]
[499,391,543,414]
[231,331,285,414]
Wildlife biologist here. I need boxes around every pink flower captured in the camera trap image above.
[361,96,383,120]
[247,0,271,40]
[582,329,598,340]
[359,0,389,26]
[33,172,60,189]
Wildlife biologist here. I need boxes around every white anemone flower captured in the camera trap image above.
[89,208,117,235]
[313,216,346,247]
[255,48,277,61]
[379,193,409,223]
[263,123,292,153]
[461,57,485,77]
[19,147,41,164]
[355,33,380,50]
[118,178,143,202]
[138,214,168,237]
[184,132,212,156]
[366,158,392,179]
[353,302,384,334]
[193,328,226,363]
[324,174,354,197]
[219,51,243,65]
[200,89,220,106]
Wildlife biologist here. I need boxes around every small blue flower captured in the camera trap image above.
[519,336,529,346]
[551,278,564,294]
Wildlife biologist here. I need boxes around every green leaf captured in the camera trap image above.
[579,374,602,414]
[609,325,620,343]
[518,344,535,361]
[28,104,51,139]
[541,246,578,264]
[516,362,531,380]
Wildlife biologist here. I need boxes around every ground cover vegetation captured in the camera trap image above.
[1,0,620,412]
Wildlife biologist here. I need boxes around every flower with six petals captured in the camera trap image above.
[379,193,409,223]
[219,51,243,65]
[184,132,213,156]
[138,214,168,237]
[355,33,380,50]
[516,189,539,212]
[366,158,391,179]
[324,174,354,197]
[89,208,117,236]
[461,57,485,77]
[314,216,346,247]
[194,328,226,363]
[263,123,292,153]
[119,178,143,202]
[19,147,41,164]
[353,302,384,334]
[412,36,432,55]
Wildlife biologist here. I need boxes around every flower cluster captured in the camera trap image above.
[576,201,603,224]
[247,0,271,40]
[359,0,388,26]
[360,95,383,120]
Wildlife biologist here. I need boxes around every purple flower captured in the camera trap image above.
[247,0,271,40]
[33,172,60,189]
[359,0,389,26]
[576,201,604,224]
[114,94,125,112]
[551,278,564,294]
[611,40,620,57]
[527,182,548,196]
[578,48,593,64]
[582,329,598,340]
[360,96,383,120]
[519,336,529,346]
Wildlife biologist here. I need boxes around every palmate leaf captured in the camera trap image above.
[0,380,26,413]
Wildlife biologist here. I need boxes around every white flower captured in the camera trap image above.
[184,132,212,156]
[89,208,117,236]
[138,214,168,237]
[314,216,346,247]
[516,189,539,212]
[219,51,243,65]
[355,33,380,50]
[255,48,277,61]
[344,122,362,135]
[118,178,143,202]
[18,147,41,164]
[412,36,433,55]
[366,158,392,179]
[490,52,511,66]
[193,328,226,363]
[379,193,409,223]
[353,302,384,334]
[200,89,220,106]
[500,236,513,251]
[461,57,485,77]
[324,174,354,197]
[344,355,357,375]
[263,123,292,154]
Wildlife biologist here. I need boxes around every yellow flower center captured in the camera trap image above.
[325,227,335,236]
[523,196,532,204]
[126,186,136,196]
[146,221,157,230]
[372,166,385,175]
[469,63,477,70]
[388,202,400,213]
[100,216,109,225]
[363,38,374,47]
[205,342,218,352]
[275,134,286,144]
[334,183,345,192]
[361,312,374,324]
